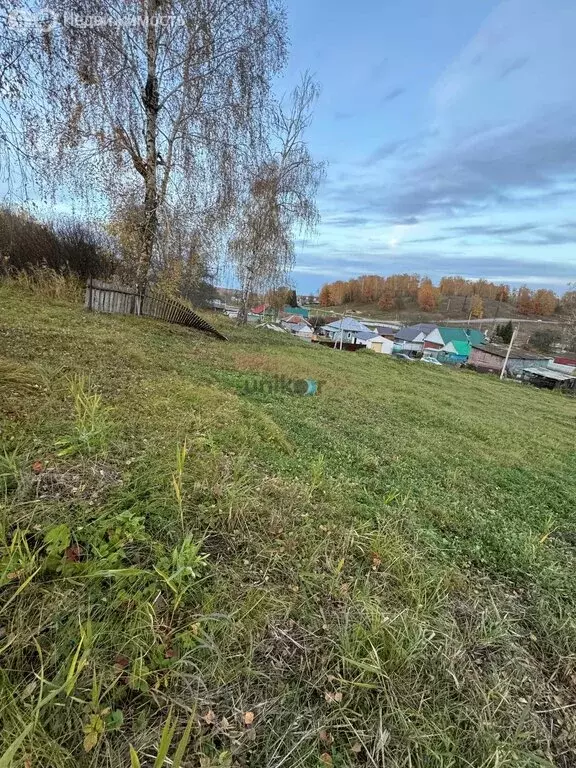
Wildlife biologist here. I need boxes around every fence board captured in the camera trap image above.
[85,279,227,341]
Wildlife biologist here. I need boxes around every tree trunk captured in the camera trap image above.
[140,0,160,288]
[237,279,253,324]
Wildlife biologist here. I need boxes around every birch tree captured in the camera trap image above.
[7,0,287,284]
[230,74,325,323]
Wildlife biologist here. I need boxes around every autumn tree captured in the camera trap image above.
[516,286,534,315]
[378,292,394,311]
[319,284,332,306]
[495,284,510,302]
[532,289,558,316]
[561,286,576,349]
[230,75,324,323]
[266,286,293,313]
[10,0,288,285]
[470,294,484,319]
[417,279,437,312]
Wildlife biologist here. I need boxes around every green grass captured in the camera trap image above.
[1,283,575,768]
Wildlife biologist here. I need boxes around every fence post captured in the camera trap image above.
[87,275,93,311]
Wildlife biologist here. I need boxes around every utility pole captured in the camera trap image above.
[500,326,518,380]
[333,308,347,350]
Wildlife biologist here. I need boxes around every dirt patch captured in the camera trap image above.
[28,461,122,504]
[253,619,318,676]
[202,531,238,563]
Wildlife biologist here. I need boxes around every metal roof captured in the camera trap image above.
[466,329,486,346]
[395,326,425,341]
[523,367,575,382]
[555,356,576,367]
[324,318,372,333]
[471,343,549,360]
[444,340,471,356]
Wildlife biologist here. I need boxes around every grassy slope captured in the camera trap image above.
[1,284,575,768]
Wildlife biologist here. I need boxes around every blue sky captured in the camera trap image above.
[281,0,576,294]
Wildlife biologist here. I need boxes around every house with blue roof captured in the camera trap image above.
[320,317,372,344]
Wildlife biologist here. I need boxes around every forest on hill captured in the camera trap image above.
[319,273,575,319]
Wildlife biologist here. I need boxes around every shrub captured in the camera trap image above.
[0,208,115,280]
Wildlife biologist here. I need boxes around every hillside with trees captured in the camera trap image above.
[318,272,571,321]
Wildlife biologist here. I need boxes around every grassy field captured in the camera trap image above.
[1,283,576,768]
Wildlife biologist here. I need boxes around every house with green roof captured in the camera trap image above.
[439,339,471,364]
[281,305,309,319]
[466,329,487,346]
[424,326,485,354]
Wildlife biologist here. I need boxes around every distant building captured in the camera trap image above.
[424,327,485,354]
[320,317,372,344]
[469,344,551,376]
[282,305,309,319]
[366,335,394,355]
[282,314,312,327]
[439,340,471,364]
[251,303,270,315]
[393,326,428,355]
[376,326,399,340]
[550,356,576,374]
[294,324,314,341]
[522,366,576,391]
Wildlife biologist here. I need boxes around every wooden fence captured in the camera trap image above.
[85,279,228,341]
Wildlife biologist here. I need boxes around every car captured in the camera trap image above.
[394,353,415,361]
[420,356,443,365]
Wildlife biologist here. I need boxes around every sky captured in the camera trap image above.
[281,0,576,295]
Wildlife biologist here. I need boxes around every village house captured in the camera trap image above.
[281,305,309,319]
[354,331,377,346]
[393,326,428,355]
[293,322,314,341]
[366,335,394,354]
[375,325,399,341]
[281,314,312,330]
[424,326,485,354]
[549,356,576,375]
[439,340,471,364]
[320,317,372,344]
[469,344,552,376]
[521,366,576,392]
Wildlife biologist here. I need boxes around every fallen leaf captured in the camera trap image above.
[21,680,37,699]
[7,571,23,581]
[164,648,176,659]
[371,552,382,570]
[32,461,43,474]
[320,754,333,765]
[244,711,255,726]
[24,758,32,768]
[202,709,216,725]
[220,716,230,730]
[324,691,343,704]
[114,654,129,670]
[319,730,334,746]
[65,544,82,562]
[83,731,99,752]
[351,742,362,753]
